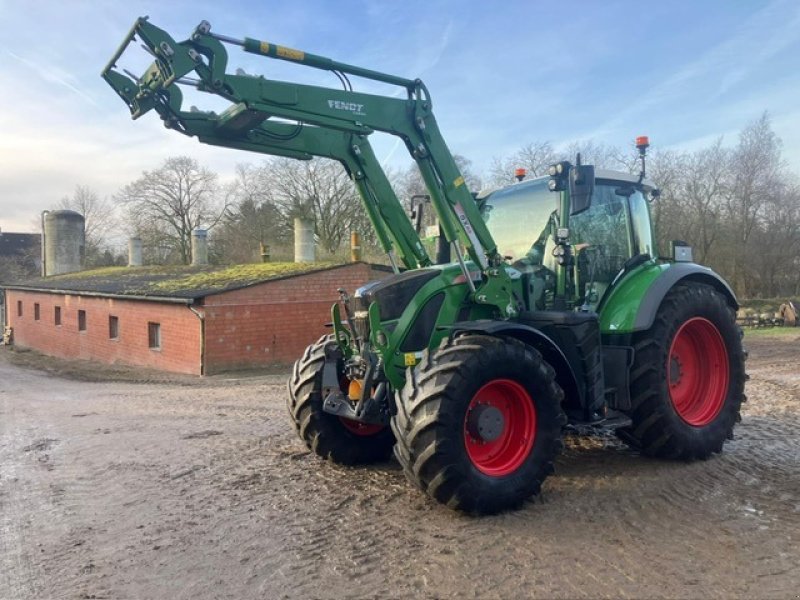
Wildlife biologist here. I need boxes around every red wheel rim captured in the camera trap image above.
[667,317,729,426]
[339,417,384,436]
[464,379,536,476]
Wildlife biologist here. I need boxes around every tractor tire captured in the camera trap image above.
[392,334,566,514]
[618,283,746,459]
[287,335,394,465]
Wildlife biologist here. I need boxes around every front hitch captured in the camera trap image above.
[322,390,389,426]
[325,297,393,426]
[319,343,389,426]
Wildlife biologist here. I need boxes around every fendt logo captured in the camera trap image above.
[327,100,365,115]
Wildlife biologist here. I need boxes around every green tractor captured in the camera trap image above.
[104,19,746,514]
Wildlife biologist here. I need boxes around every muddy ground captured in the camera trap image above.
[1,333,798,599]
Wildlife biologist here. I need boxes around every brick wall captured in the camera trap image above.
[6,291,202,375]
[4,262,389,376]
[202,262,387,373]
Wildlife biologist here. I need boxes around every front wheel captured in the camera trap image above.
[287,335,394,465]
[392,335,565,514]
[619,283,746,459]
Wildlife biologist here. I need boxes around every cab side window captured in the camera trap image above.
[569,185,632,307]
[570,186,631,274]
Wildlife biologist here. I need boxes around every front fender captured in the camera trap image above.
[445,320,580,410]
[599,262,738,334]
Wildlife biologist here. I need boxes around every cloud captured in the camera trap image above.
[415,20,453,76]
[2,0,800,235]
[4,50,99,107]
[584,0,800,142]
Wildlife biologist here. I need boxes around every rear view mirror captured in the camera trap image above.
[569,164,595,216]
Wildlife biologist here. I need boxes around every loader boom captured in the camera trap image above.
[102,17,517,316]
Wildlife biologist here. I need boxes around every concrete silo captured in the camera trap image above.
[42,210,85,276]
[293,218,315,263]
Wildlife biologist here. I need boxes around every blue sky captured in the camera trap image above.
[1,0,799,232]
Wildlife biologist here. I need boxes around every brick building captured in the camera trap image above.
[0,231,41,275]
[4,262,389,375]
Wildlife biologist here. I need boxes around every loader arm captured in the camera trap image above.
[102,17,518,317]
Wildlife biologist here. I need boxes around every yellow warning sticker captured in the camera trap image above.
[276,45,305,61]
[453,175,465,188]
[259,41,270,54]
[404,353,417,367]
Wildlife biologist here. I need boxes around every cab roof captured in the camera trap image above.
[477,169,656,199]
[594,169,656,192]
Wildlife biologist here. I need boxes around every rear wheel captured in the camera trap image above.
[287,335,394,465]
[392,335,565,514]
[619,283,746,459]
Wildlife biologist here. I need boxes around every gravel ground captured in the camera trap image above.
[1,333,799,599]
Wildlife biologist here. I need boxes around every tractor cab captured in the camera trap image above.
[480,169,658,312]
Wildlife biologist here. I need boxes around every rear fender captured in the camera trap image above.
[599,262,738,334]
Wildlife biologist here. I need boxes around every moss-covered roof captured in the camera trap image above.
[5,262,360,301]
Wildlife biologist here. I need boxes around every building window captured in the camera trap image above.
[78,310,87,332]
[109,316,119,340]
[34,303,40,320]
[55,306,62,326]
[17,301,22,317]
[148,322,161,350]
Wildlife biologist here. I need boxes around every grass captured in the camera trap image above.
[46,265,194,280]
[742,326,800,338]
[29,261,344,296]
[149,262,335,292]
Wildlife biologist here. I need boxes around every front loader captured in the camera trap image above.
[104,18,747,514]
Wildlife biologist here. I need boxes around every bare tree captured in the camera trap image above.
[647,148,688,255]
[564,140,637,173]
[397,154,482,200]
[213,163,288,262]
[725,113,783,296]
[262,157,367,255]
[487,141,557,187]
[681,139,729,264]
[487,139,638,189]
[750,178,800,296]
[117,157,226,264]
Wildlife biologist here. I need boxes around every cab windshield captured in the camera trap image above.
[481,178,556,263]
